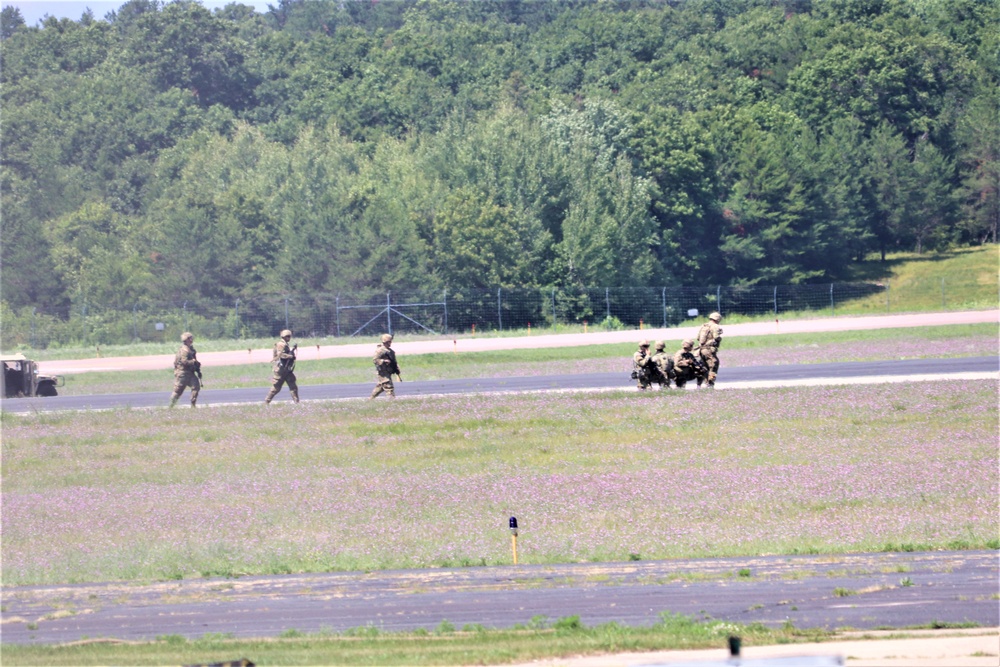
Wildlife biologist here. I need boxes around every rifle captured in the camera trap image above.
[279,344,297,373]
[194,361,205,388]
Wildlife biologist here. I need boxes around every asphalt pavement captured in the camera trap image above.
[2,551,997,645]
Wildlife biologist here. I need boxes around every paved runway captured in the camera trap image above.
[2,551,997,644]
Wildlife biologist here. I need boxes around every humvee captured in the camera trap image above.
[2,354,64,397]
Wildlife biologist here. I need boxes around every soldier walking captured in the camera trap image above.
[169,332,201,408]
[265,329,299,404]
[371,333,401,399]
[697,311,723,387]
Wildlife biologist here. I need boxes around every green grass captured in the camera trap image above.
[843,246,999,313]
[6,247,997,361]
[0,613,829,666]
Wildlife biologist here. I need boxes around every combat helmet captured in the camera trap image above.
[181,331,194,342]
[280,329,292,338]
[639,339,650,348]
[709,312,721,322]
[682,339,694,350]
[381,333,393,343]
[654,341,665,350]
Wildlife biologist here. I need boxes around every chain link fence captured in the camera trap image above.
[2,277,990,349]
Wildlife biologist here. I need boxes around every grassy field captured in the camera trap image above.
[1,613,837,666]
[3,380,996,586]
[45,322,1000,396]
[2,314,997,665]
[6,246,997,361]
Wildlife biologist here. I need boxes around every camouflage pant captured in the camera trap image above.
[170,371,200,406]
[699,348,719,384]
[265,370,299,403]
[370,375,395,398]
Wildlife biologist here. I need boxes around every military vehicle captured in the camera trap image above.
[2,354,64,398]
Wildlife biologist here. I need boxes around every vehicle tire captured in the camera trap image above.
[36,382,58,397]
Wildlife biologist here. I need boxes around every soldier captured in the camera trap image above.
[649,340,672,388]
[672,339,703,388]
[697,311,723,387]
[169,332,200,408]
[370,333,401,399]
[265,329,299,404]
[632,340,653,390]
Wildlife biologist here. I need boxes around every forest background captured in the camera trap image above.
[1,0,997,336]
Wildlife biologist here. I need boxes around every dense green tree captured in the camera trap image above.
[0,0,995,330]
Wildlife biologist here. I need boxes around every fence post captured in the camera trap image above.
[336,294,341,338]
[941,277,946,309]
[716,286,721,314]
[886,280,890,312]
[133,303,139,341]
[830,284,835,315]
[773,286,778,316]
[497,288,502,332]
[284,296,289,330]
[386,292,392,335]
[605,287,610,323]
[551,288,557,328]
[444,288,449,334]
[235,299,240,339]
[30,306,36,348]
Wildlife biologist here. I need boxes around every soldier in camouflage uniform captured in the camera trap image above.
[649,340,672,388]
[697,311,723,387]
[169,332,200,407]
[370,333,401,399]
[632,340,653,390]
[265,329,299,404]
[672,339,703,388]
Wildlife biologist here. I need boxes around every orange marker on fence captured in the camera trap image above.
[583,320,588,333]
[527,322,531,335]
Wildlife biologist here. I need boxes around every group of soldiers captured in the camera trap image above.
[168,330,402,407]
[632,312,723,390]
[168,313,722,407]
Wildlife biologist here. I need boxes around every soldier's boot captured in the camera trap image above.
[696,378,703,387]
[291,389,300,403]
[264,388,278,404]
[190,389,199,407]
[370,386,383,399]
[169,396,178,408]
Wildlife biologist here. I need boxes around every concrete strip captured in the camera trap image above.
[38,310,1000,374]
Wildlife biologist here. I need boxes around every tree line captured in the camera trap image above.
[1,0,997,320]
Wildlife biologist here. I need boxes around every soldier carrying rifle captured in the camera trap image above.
[169,332,201,408]
[371,333,402,399]
[265,329,299,404]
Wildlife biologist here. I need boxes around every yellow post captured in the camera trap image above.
[511,533,518,565]
[453,339,458,354]
[583,320,588,333]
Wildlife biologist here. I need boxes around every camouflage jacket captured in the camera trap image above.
[698,321,723,349]
[632,349,651,372]
[174,344,198,373]
[672,349,696,368]
[373,344,400,377]
[272,339,296,373]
